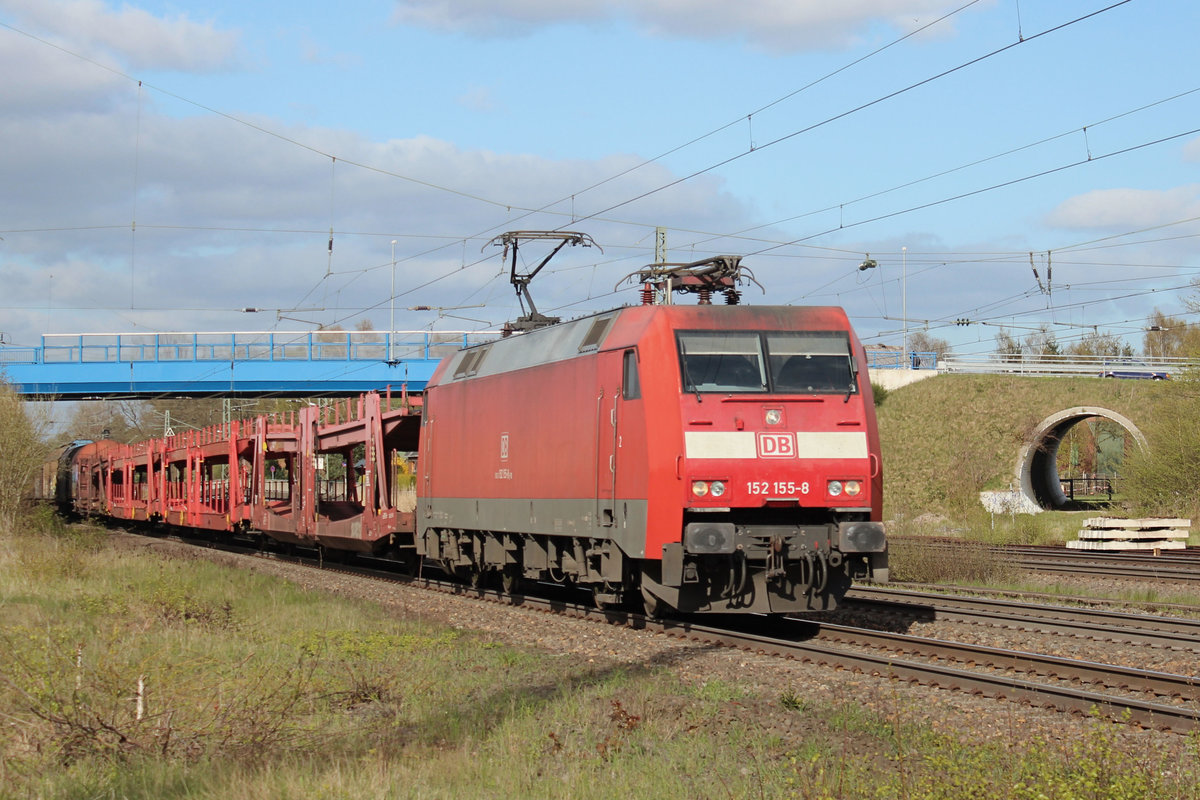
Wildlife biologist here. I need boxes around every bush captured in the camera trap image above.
[1120,382,1200,519]
[0,381,49,532]
[870,381,889,406]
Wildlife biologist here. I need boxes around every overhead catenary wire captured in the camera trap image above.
[561,1,1136,230]
[403,2,1164,324]
[4,2,985,323]
[382,90,1199,330]
[3,0,1189,347]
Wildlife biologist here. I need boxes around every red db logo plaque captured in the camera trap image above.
[756,432,795,458]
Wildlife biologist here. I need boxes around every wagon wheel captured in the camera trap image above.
[393,549,419,577]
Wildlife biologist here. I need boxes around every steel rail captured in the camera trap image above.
[847,586,1200,650]
[893,539,1200,582]
[1011,558,1200,582]
[889,580,1200,616]
[812,621,1200,703]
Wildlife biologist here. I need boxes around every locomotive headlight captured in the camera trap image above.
[827,480,843,496]
[692,480,709,497]
[710,481,726,497]
[844,480,862,497]
[765,408,783,426]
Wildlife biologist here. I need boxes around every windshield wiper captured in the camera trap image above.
[679,353,702,403]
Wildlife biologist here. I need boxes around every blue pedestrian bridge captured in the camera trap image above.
[0,330,494,398]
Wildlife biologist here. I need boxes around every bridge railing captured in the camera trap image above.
[866,351,939,370]
[938,353,1195,378]
[865,350,1197,377]
[0,331,499,365]
[0,345,38,364]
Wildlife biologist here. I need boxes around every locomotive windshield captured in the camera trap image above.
[677,332,767,392]
[766,332,857,394]
[677,330,856,395]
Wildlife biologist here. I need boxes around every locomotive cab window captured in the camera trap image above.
[767,332,857,395]
[622,349,641,400]
[677,332,766,393]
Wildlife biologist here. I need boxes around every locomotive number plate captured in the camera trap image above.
[746,481,809,496]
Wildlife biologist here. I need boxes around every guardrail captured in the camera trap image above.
[0,330,499,365]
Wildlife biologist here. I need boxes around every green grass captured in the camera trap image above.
[3,523,1200,799]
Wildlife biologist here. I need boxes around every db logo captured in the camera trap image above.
[756,432,795,458]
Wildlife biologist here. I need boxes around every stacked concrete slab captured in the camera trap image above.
[1066,518,1191,551]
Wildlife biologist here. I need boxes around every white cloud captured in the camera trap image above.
[0,34,127,114]
[391,0,964,52]
[1183,136,1200,163]
[0,44,757,347]
[1044,186,1200,231]
[0,0,241,71]
[457,86,500,114]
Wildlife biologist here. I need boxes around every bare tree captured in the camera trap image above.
[993,328,1022,361]
[63,400,145,443]
[906,330,951,357]
[1143,309,1200,358]
[1023,324,1060,357]
[1066,329,1122,358]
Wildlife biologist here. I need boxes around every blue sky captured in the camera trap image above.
[2,0,1199,358]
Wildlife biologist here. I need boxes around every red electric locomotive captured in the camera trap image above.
[417,254,887,614]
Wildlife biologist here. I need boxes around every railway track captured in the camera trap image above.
[1008,546,1200,582]
[140,530,1200,734]
[808,621,1200,705]
[895,538,1200,583]
[891,580,1200,615]
[847,586,1200,649]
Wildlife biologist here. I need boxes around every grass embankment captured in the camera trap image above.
[3,518,1199,799]
[875,373,1178,524]
[877,373,1200,601]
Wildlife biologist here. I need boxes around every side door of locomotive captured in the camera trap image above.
[595,351,619,530]
[595,348,646,538]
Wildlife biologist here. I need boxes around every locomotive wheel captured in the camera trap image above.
[467,566,487,590]
[499,566,521,595]
[592,581,621,610]
[640,585,669,619]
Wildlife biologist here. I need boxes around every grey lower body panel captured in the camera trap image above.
[419,496,649,557]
